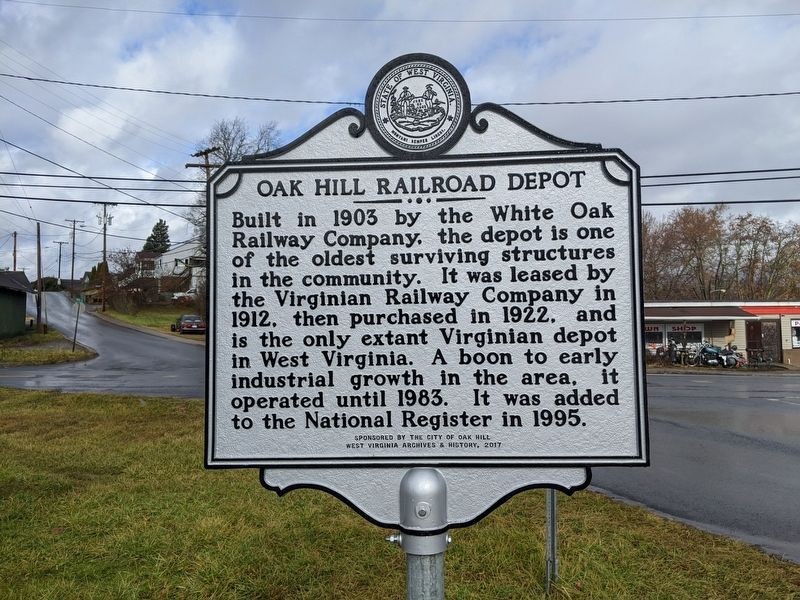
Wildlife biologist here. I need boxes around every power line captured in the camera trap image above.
[0,183,202,192]
[6,0,800,23]
[0,171,197,183]
[642,174,800,188]
[0,72,358,105]
[4,166,800,188]
[0,127,36,223]
[4,71,800,106]
[5,167,800,182]
[3,190,800,211]
[0,194,198,207]
[4,191,800,210]
[0,206,200,244]
[0,54,186,157]
[12,231,63,238]
[641,167,800,179]
[0,72,190,170]
[0,207,146,240]
[503,90,800,106]
[0,137,192,221]
[0,92,195,198]
[642,198,800,207]
[0,38,194,150]
[4,180,800,207]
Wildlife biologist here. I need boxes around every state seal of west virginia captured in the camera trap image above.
[366,54,471,158]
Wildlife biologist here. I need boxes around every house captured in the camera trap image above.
[135,251,160,279]
[0,271,33,338]
[117,243,206,300]
[644,301,800,365]
[154,242,206,293]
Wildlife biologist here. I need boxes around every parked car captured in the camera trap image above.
[172,288,197,302]
[170,314,206,334]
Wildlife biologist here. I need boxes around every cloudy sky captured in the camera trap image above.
[1,0,799,279]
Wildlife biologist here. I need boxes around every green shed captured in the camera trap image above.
[0,271,32,338]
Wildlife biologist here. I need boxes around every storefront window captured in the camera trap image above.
[666,323,703,346]
[644,324,665,355]
[792,319,800,349]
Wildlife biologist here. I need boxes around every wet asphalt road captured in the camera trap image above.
[2,294,799,562]
[0,292,205,397]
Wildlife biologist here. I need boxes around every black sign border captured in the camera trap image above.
[259,468,593,536]
[205,147,648,470]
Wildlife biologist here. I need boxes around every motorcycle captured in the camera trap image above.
[720,344,746,368]
[692,341,723,367]
[668,340,694,365]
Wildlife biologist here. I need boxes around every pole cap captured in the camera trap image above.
[398,468,449,555]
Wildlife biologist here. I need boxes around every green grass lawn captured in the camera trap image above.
[105,305,187,330]
[1,388,798,599]
[104,305,206,341]
[0,328,96,366]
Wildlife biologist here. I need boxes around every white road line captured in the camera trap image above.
[765,398,800,406]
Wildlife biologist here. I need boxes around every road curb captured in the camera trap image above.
[646,365,798,376]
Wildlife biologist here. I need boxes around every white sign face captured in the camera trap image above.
[206,152,647,468]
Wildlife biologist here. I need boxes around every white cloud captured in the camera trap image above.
[1,0,800,274]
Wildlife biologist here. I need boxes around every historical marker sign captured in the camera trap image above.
[206,55,647,522]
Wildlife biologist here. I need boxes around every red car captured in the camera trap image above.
[170,314,206,334]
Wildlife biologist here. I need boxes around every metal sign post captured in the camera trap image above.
[387,468,449,600]
[206,53,648,598]
[545,488,558,592]
[72,298,82,352]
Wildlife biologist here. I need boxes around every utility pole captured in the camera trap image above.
[65,218,84,295]
[12,231,17,271]
[189,146,221,181]
[186,147,220,320]
[97,204,114,312]
[36,222,43,333]
[53,241,68,283]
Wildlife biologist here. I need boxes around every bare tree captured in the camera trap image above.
[642,211,692,300]
[196,117,280,163]
[107,248,139,281]
[729,214,800,300]
[674,206,730,300]
[106,248,150,311]
[187,118,281,251]
[642,206,800,301]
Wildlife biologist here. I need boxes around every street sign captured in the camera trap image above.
[206,54,648,529]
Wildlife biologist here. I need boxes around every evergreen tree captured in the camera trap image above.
[143,219,170,253]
